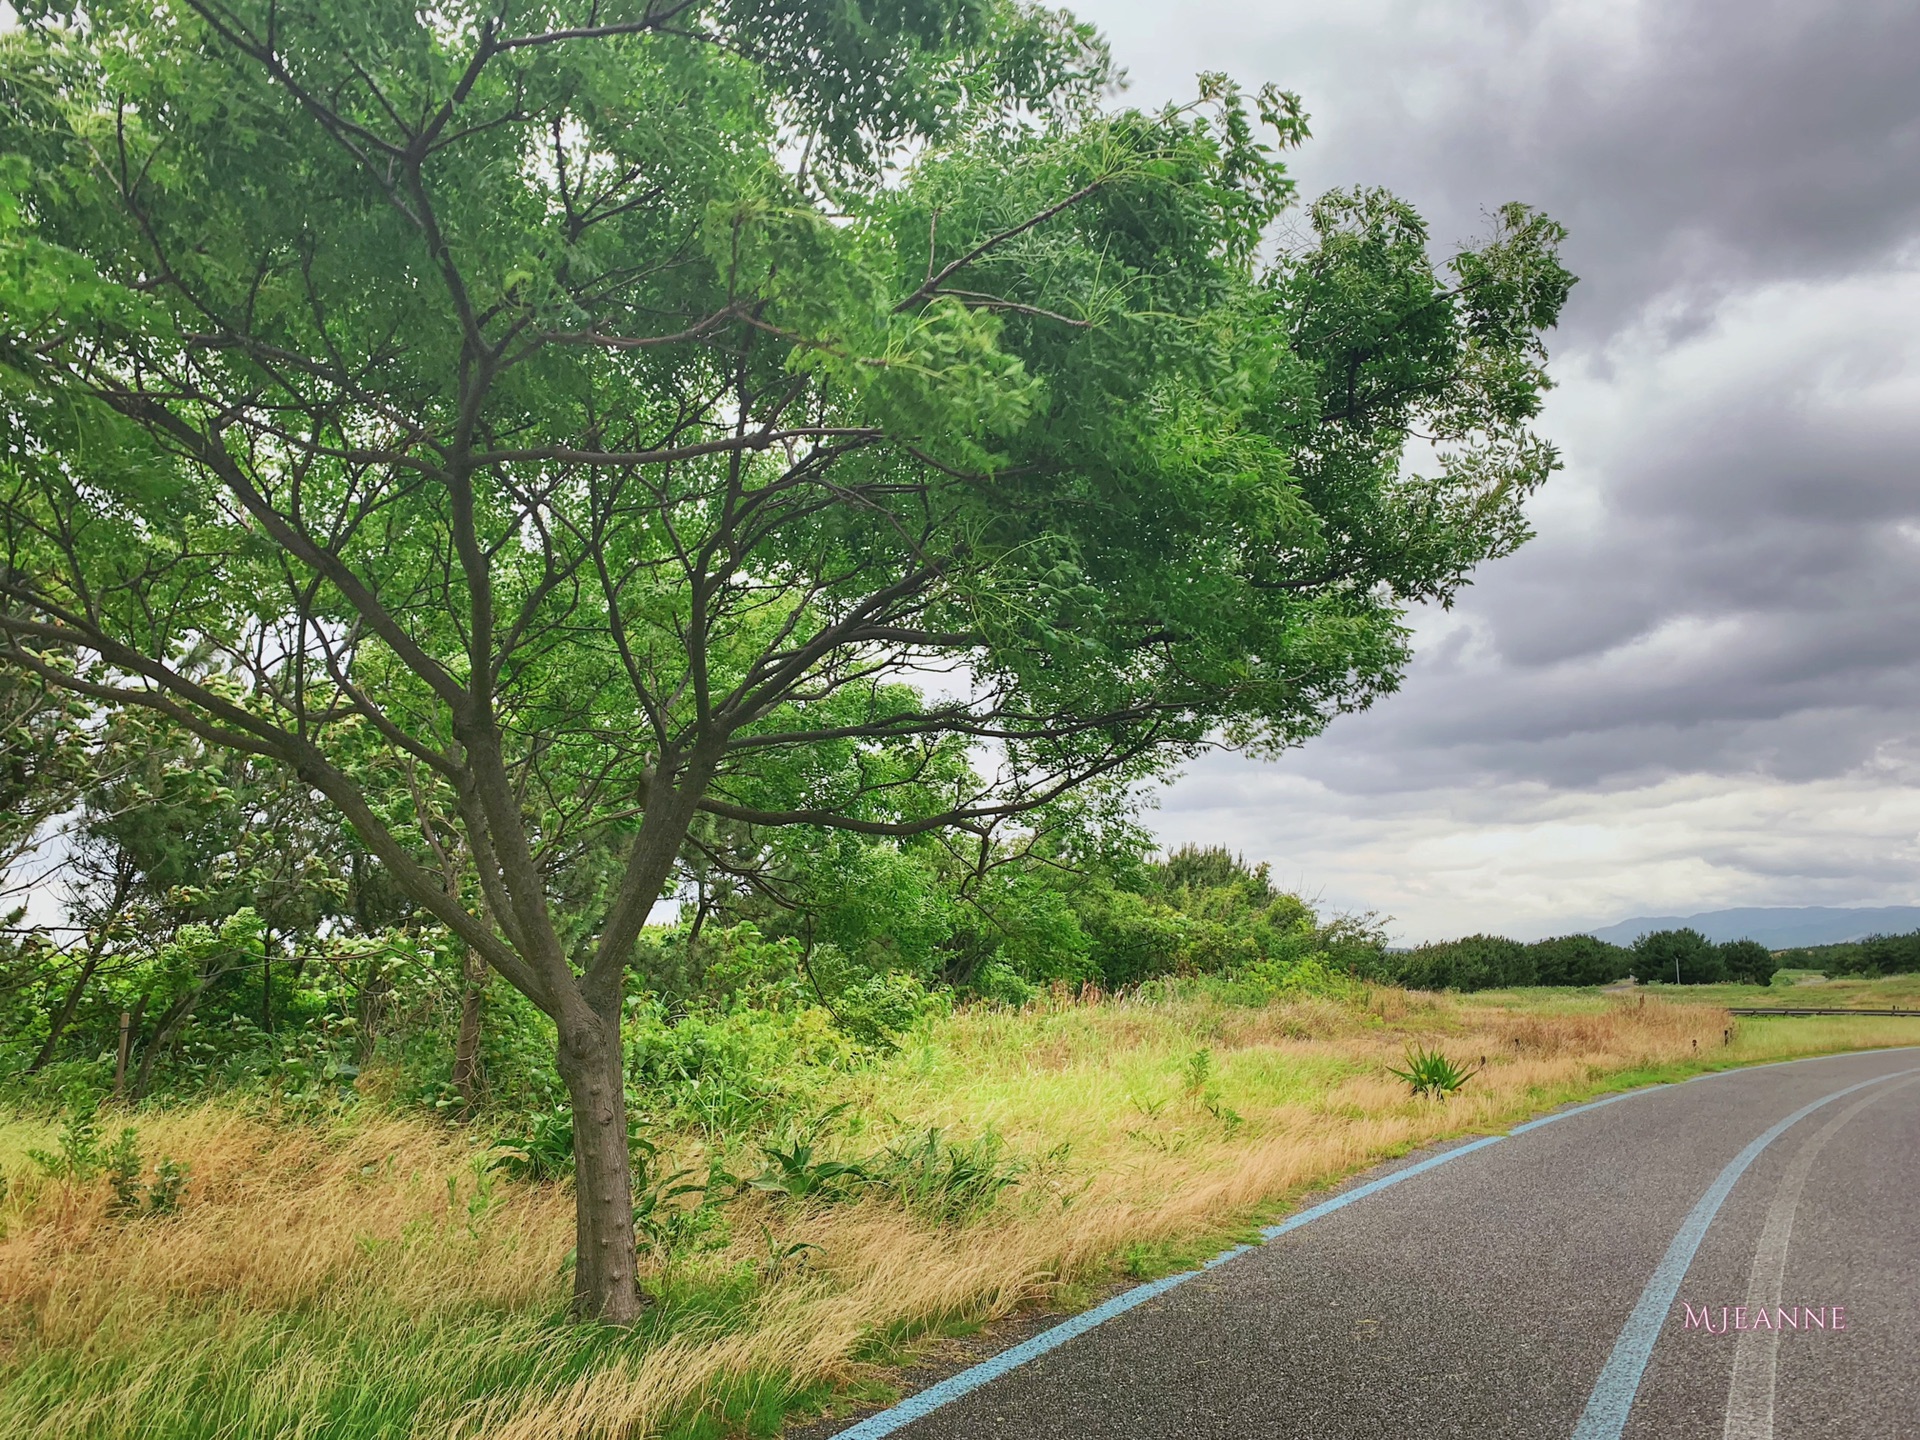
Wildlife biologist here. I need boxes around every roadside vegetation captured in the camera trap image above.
[1473,970,1920,1013]
[1770,933,1920,978]
[7,965,1913,1440]
[1361,925,1841,991]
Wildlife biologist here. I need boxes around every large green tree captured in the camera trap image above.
[0,0,1571,1319]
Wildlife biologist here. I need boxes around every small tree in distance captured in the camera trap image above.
[0,0,1573,1319]
[1631,928,1778,986]
[1718,938,1778,987]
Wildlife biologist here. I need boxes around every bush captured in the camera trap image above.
[1529,934,1633,986]
[1718,938,1779,986]
[1388,935,1532,990]
[1386,1045,1480,1099]
[1351,931,1632,992]
[1071,849,1380,990]
[1076,890,1198,989]
[1632,928,1726,984]
[624,997,864,1135]
[1214,953,1368,1006]
[969,959,1039,1009]
[1853,930,1920,976]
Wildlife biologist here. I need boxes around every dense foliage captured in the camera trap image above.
[2,824,1379,1123]
[1357,926,1784,991]
[1629,928,1779,986]
[1360,932,1632,991]
[1776,930,1920,978]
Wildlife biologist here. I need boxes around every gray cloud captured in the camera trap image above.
[1095,0,1920,335]
[1077,0,1920,936]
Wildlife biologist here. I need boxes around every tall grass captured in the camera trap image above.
[2,987,1912,1439]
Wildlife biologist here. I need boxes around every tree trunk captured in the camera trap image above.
[32,866,136,1074]
[133,982,210,1100]
[451,949,487,1112]
[555,1005,644,1324]
[28,947,104,1073]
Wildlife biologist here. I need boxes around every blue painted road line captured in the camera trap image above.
[830,1047,1920,1440]
[1568,1067,1920,1440]
[830,1267,1205,1440]
[832,1134,1506,1439]
[1258,1134,1505,1239]
[1510,1088,1646,1133]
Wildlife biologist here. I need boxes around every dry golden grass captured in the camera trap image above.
[1,988,1912,1439]
[1,1112,570,1346]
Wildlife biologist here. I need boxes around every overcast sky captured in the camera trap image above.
[1075,0,1920,941]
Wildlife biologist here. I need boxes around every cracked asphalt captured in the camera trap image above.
[828,1046,1920,1439]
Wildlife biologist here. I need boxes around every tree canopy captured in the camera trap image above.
[0,0,1572,1318]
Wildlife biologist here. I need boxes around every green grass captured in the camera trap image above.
[1470,971,1920,1012]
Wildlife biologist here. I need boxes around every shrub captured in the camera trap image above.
[625,998,860,1133]
[1077,890,1197,988]
[1632,928,1726,984]
[1528,934,1633,986]
[1386,1045,1480,1099]
[1365,935,1530,991]
[1216,953,1367,1005]
[1718,938,1779,986]
[1854,930,1920,976]
[831,971,943,1044]
[144,1157,189,1216]
[969,959,1039,1009]
[105,1128,144,1215]
[873,1128,1025,1224]
[27,1106,104,1180]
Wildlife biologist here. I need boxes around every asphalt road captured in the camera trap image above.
[832,1047,1920,1440]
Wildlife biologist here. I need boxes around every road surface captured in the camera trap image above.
[829,1046,1920,1439]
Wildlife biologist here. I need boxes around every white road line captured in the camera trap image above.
[1570,1066,1920,1440]
[1720,1074,1920,1440]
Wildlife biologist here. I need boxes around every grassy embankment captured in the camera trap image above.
[1480,969,1920,1011]
[2,981,1916,1440]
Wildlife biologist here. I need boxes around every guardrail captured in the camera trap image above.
[1726,1006,1919,1017]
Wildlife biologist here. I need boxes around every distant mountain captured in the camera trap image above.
[1588,906,1920,950]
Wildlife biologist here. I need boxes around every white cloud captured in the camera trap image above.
[1154,755,1920,943]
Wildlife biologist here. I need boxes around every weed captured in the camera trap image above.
[28,1105,104,1180]
[1386,1044,1481,1099]
[744,1104,872,1201]
[1180,1048,1245,1132]
[875,1129,1025,1224]
[756,1225,822,1283]
[105,1128,144,1215]
[455,1157,500,1228]
[631,1136,724,1264]
[745,1136,870,1200]
[145,1157,189,1215]
[487,1106,578,1182]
